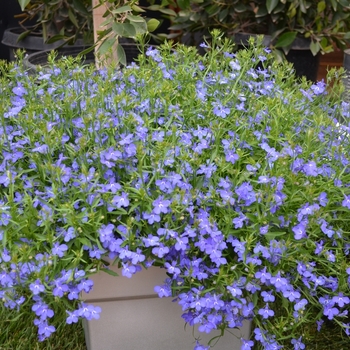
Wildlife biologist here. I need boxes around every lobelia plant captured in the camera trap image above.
[1,31,350,349]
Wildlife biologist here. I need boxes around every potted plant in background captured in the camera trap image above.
[3,0,164,67]
[168,0,350,81]
[1,0,94,61]
[1,31,350,350]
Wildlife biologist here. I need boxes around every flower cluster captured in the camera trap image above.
[0,34,350,349]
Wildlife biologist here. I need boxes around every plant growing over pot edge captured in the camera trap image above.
[1,31,350,349]
[16,0,94,44]
[168,0,350,56]
[14,0,166,64]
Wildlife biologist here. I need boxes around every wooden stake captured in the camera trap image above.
[92,0,118,66]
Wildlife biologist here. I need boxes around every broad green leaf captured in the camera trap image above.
[206,4,220,17]
[256,6,268,17]
[176,0,191,9]
[266,0,279,14]
[310,40,320,56]
[344,32,350,40]
[126,14,146,23]
[123,23,137,37]
[234,3,249,13]
[147,5,161,10]
[98,38,116,55]
[299,0,307,13]
[112,22,126,36]
[329,0,338,11]
[112,23,137,37]
[78,237,92,248]
[18,0,31,10]
[275,31,297,48]
[117,44,127,66]
[73,0,90,15]
[317,1,326,13]
[100,17,113,27]
[132,21,148,35]
[159,8,177,16]
[111,5,132,14]
[147,18,160,32]
[218,8,228,22]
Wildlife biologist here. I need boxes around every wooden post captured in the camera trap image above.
[92,0,118,66]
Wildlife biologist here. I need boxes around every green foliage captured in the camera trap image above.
[0,305,86,349]
[15,0,164,63]
[16,0,94,44]
[169,0,350,55]
[93,0,157,63]
[1,31,350,348]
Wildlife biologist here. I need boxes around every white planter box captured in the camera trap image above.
[82,266,251,350]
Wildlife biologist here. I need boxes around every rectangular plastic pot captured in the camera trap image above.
[82,266,251,350]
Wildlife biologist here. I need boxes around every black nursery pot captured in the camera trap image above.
[1,27,88,62]
[285,47,320,82]
[23,46,95,74]
[233,33,320,82]
[22,43,144,74]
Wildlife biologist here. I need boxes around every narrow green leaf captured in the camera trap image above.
[17,30,32,42]
[45,34,66,44]
[79,45,96,56]
[131,4,146,12]
[159,8,177,16]
[111,5,132,14]
[264,231,287,239]
[266,0,279,14]
[126,14,146,23]
[147,5,161,10]
[117,44,127,66]
[275,31,297,48]
[68,9,79,28]
[18,0,31,11]
[101,268,119,277]
[100,17,113,27]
